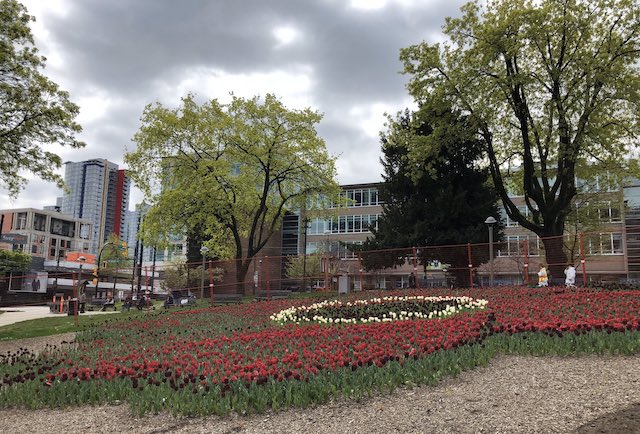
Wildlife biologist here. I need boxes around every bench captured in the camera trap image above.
[255,290,292,301]
[211,293,243,304]
[87,299,115,311]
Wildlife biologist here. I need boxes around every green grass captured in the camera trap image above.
[0,301,165,341]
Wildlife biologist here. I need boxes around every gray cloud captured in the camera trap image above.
[2,0,467,208]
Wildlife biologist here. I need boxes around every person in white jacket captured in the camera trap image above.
[564,264,576,288]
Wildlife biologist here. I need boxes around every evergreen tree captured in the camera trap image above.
[360,103,502,287]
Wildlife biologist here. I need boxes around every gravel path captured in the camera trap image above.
[1,335,639,433]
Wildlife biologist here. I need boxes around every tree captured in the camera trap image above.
[358,104,502,287]
[0,0,83,197]
[285,253,324,280]
[160,260,222,292]
[0,249,31,275]
[125,93,340,293]
[400,0,640,278]
[99,233,129,270]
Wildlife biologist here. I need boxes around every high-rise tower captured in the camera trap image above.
[61,159,130,254]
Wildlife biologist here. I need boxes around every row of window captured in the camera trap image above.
[497,233,624,257]
[333,188,382,208]
[501,202,622,227]
[506,175,619,198]
[306,241,363,258]
[12,212,92,239]
[307,187,383,209]
[307,214,380,235]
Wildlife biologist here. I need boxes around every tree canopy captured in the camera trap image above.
[358,103,502,286]
[0,0,83,197]
[125,93,340,292]
[0,248,31,275]
[99,233,130,270]
[400,0,640,275]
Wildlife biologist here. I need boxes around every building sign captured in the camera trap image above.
[0,233,27,244]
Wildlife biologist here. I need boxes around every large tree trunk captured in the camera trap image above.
[540,234,568,285]
[235,259,251,295]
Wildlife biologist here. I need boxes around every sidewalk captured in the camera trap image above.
[0,305,119,328]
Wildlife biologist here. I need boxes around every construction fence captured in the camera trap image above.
[1,225,637,305]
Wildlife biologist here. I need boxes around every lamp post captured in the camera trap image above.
[55,248,63,288]
[199,246,209,299]
[302,218,309,292]
[74,256,86,317]
[484,216,497,288]
[323,229,331,291]
[96,241,114,298]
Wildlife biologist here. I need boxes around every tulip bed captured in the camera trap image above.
[0,286,639,416]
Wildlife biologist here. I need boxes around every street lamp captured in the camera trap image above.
[96,241,114,298]
[302,218,309,292]
[74,256,86,316]
[55,248,63,288]
[323,229,331,291]
[199,246,209,299]
[485,216,497,288]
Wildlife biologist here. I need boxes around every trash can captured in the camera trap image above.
[67,299,78,316]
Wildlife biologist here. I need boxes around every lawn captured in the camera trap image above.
[0,286,638,416]
[0,303,164,341]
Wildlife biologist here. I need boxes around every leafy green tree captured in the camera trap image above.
[160,260,222,292]
[0,0,83,197]
[358,104,502,287]
[99,233,129,270]
[125,93,340,293]
[285,253,323,280]
[400,0,640,278]
[0,249,31,275]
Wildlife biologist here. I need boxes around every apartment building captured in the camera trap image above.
[61,159,130,254]
[0,208,92,259]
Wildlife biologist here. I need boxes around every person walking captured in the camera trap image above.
[564,264,576,288]
[537,264,549,287]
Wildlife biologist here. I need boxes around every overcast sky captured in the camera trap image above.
[2,0,466,211]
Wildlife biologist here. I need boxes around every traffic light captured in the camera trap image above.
[121,241,128,257]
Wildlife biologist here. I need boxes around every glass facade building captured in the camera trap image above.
[61,159,130,254]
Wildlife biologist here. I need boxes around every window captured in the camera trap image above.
[33,214,46,231]
[50,218,75,237]
[497,235,541,257]
[80,224,91,240]
[354,190,362,206]
[335,187,381,207]
[501,206,532,227]
[587,233,623,255]
[15,212,27,230]
[347,215,354,232]
[612,233,623,254]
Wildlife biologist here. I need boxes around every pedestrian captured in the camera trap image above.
[564,264,576,288]
[79,291,86,313]
[537,264,548,287]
